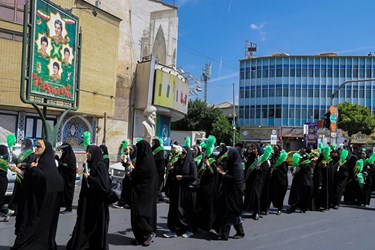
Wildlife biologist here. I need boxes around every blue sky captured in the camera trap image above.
[163,0,375,105]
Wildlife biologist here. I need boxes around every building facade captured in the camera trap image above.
[0,0,183,160]
[239,54,375,149]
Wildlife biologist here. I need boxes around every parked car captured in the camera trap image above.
[108,162,126,198]
[212,146,234,157]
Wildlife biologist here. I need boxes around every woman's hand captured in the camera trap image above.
[9,164,21,174]
[30,162,38,168]
[83,172,90,179]
[176,175,183,181]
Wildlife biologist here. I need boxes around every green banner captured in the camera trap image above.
[31,0,78,103]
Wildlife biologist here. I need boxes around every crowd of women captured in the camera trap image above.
[0,135,373,249]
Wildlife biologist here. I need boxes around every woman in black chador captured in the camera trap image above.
[163,146,197,238]
[214,149,245,240]
[7,139,35,233]
[288,153,313,213]
[268,146,289,215]
[151,138,165,202]
[58,142,77,214]
[243,144,271,220]
[130,140,157,246]
[67,145,111,250]
[11,140,64,250]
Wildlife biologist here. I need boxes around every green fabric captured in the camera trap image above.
[0,158,8,173]
[152,146,163,156]
[216,153,228,165]
[194,155,203,166]
[103,154,109,159]
[275,151,288,167]
[17,149,34,163]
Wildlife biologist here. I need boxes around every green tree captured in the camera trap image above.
[337,102,375,136]
[172,99,237,145]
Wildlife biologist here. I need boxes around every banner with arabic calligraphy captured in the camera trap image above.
[31,0,78,102]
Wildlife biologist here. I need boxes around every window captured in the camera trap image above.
[308,88,313,97]
[314,89,319,98]
[283,68,289,77]
[245,106,249,119]
[245,89,250,98]
[283,88,288,97]
[0,29,23,41]
[251,90,255,98]
[262,108,267,118]
[269,88,275,97]
[240,89,245,98]
[0,0,26,24]
[262,88,268,97]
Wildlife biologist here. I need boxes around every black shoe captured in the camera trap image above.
[131,240,139,246]
[251,213,259,220]
[213,235,228,241]
[333,205,339,210]
[276,210,282,215]
[233,223,245,239]
[287,206,295,214]
[60,209,72,214]
[143,232,156,246]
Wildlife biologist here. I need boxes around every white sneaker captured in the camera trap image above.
[163,231,177,238]
[6,209,14,217]
[181,231,193,238]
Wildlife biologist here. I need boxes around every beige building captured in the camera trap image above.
[0,0,183,161]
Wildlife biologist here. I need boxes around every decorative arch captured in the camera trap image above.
[60,115,93,149]
[152,25,167,64]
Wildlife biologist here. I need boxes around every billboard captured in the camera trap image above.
[153,69,189,114]
[30,0,78,103]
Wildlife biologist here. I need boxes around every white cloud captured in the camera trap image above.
[250,22,267,41]
[210,72,238,83]
[250,23,264,30]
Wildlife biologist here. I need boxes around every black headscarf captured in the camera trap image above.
[86,145,110,195]
[226,149,244,190]
[217,143,228,159]
[151,138,161,151]
[177,146,194,175]
[135,140,156,174]
[21,139,33,152]
[99,145,110,169]
[36,140,64,193]
[0,145,8,160]
[59,142,77,166]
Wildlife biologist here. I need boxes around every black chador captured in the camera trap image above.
[194,149,220,231]
[332,149,349,208]
[151,138,165,203]
[67,145,111,250]
[312,146,333,210]
[214,149,244,240]
[288,154,313,213]
[165,146,197,236]
[12,140,63,250]
[58,142,77,213]
[130,140,157,246]
[268,147,288,214]
[7,139,35,235]
[243,145,272,219]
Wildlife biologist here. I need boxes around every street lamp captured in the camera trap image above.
[330,79,375,106]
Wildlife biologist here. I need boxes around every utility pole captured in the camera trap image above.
[232,82,236,147]
[201,63,211,103]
